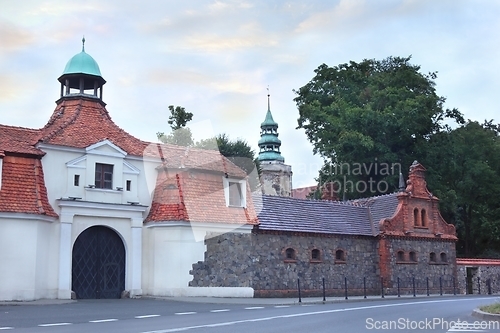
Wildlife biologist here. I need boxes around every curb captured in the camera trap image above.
[472,308,500,321]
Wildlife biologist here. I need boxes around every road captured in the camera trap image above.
[1,296,499,332]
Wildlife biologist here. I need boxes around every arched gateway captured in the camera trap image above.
[72,226,125,299]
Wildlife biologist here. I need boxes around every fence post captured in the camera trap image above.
[344,277,348,300]
[439,276,443,296]
[381,278,385,298]
[322,277,326,302]
[298,278,302,303]
[487,279,492,295]
[397,277,400,297]
[426,277,429,296]
[477,277,481,295]
[363,277,367,299]
[453,276,456,295]
[412,277,416,297]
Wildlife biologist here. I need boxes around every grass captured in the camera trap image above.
[480,303,500,314]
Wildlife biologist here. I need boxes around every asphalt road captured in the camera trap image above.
[1,296,499,332]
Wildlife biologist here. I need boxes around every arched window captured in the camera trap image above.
[335,249,346,262]
[397,250,405,262]
[440,252,447,263]
[311,249,321,261]
[421,209,427,227]
[409,251,417,262]
[285,248,296,261]
[414,208,420,226]
[430,252,437,263]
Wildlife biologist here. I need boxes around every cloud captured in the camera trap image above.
[0,21,36,52]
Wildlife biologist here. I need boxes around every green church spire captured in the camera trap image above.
[257,92,285,162]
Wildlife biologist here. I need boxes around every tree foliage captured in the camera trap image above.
[157,105,194,146]
[294,56,464,198]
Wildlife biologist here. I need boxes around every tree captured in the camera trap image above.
[294,56,464,198]
[157,105,194,146]
[424,120,500,257]
[196,134,261,190]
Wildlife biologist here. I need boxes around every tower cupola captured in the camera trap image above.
[57,37,106,102]
[257,94,285,163]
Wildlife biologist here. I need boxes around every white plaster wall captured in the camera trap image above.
[0,218,57,301]
[142,225,206,295]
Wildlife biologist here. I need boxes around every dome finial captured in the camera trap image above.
[82,36,86,52]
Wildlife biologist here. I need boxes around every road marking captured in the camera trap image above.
[0,328,13,330]
[244,306,265,310]
[38,323,72,327]
[89,319,118,323]
[140,298,490,333]
[274,305,290,308]
[448,323,488,332]
[175,312,197,315]
[210,309,230,313]
[136,315,161,319]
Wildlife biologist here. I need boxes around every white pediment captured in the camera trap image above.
[86,140,127,158]
[66,155,87,169]
[123,160,140,175]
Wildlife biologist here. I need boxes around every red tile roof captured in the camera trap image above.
[40,99,149,156]
[0,155,57,217]
[145,168,258,225]
[0,125,44,156]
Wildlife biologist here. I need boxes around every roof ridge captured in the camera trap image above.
[41,100,83,142]
[0,124,40,132]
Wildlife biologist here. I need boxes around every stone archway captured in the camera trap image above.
[72,226,125,299]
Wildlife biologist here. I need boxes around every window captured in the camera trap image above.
[409,251,417,262]
[311,249,321,261]
[74,174,80,186]
[421,209,427,227]
[228,181,243,206]
[440,252,447,263]
[95,163,113,189]
[397,250,405,262]
[414,208,420,226]
[430,252,437,263]
[335,249,346,262]
[285,248,296,261]
[126,180,131,191]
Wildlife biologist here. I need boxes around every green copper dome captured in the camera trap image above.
[62,51,102,77]
[258,134,281,145]
[261,110,278,127]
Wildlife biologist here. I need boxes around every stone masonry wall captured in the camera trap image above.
[190,231,380,297]
[383,238,457,295]
[457,265,500,295]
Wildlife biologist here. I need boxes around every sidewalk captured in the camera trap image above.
[2,293,496,307]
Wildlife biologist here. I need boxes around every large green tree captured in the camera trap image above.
[294,56,463,198]
[424,121,500,257]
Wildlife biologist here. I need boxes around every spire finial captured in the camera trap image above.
[267,86,270,111]
[82,36,86,52]
[398,172,405,191]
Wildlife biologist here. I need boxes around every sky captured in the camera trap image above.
[1,0,499,188]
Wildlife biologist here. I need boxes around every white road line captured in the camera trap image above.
[274,305,290,308]
[89,319,118,323]
[174,312,197,315]
[0,328,13,330]
[38,323,72,327]
[140,298,490,333]
[244,306,265,310]
[210,309,230,313]
[136,315,161,319]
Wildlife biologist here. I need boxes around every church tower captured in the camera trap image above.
[257,93,292,196]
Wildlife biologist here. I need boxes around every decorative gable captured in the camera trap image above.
[86,139,127,158]
[379,161,456,240]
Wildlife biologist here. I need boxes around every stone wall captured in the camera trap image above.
[190,231,380,297]
[457,262,500,295]
[382,237,457,295]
